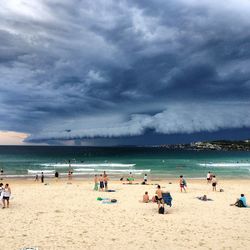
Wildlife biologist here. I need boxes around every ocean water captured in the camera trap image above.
[0,146,250,179]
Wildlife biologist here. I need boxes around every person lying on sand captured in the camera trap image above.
[230,194,247,207]
[196,195,213,201]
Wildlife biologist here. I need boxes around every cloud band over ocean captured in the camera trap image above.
[0,0,250,144]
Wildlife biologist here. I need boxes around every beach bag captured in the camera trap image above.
[158,206,165,214]
[111,199,117,203]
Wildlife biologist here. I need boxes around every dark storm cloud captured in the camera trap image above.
[0,0,250,144]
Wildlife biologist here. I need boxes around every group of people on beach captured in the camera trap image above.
[94,171,109,191]
[0,183,11,209]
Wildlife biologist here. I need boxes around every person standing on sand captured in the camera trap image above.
[155,185,164,208]
[99,174,104,191]
[35,174,39,181]
[212,175,217,191]
[179,175,187,192]
[2,183,11,209]
[55,171,59,181]
[41,172,44,183]
[68,169,73,181]
[94,175,98,191]
[103,172,109,191]
[0,183,3,200]
[144,174,148,184]
[0,168,3,180]
[207,171,211,184]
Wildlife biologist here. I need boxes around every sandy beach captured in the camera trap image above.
[0,177,250,250]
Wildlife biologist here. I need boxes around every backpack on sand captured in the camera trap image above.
[158,206,165,214]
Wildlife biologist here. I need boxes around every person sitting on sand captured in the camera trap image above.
[155,185,164,208]
[230,194,247,207]
[143,191,150,203]
[212,175,217,191]
[127,172,134,184]
[2,183,11,209]
[179,175,187,192]
[94,174,98,191]
[99,174,104,191]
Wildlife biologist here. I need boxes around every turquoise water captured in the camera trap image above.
[0,146,250,178]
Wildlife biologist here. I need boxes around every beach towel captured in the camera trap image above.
[20,248,39,250]
[107,190,116,192]
[162,192,172,207]
[102,200,117,204]
[97,197,109,201]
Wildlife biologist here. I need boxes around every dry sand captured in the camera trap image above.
[0,178,250,250]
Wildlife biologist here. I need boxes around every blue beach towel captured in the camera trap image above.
[162,192,172,207]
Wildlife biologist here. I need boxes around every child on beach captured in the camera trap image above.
[2,183,11,209]
[212,175,217,191]
[94,175,98,191]
[143,191,150,203]
[179,175,187,192]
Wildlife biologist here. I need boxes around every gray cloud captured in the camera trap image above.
[0,0,250,144]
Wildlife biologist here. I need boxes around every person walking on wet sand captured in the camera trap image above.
[41,172,44,183]
[54,171,59,181]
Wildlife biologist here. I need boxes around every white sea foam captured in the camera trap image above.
[199,163,250,168]
[39,163,136,168]
[27,169,55,174]
[73,168,150,173]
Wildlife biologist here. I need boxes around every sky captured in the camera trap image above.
[0,0,250,146]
